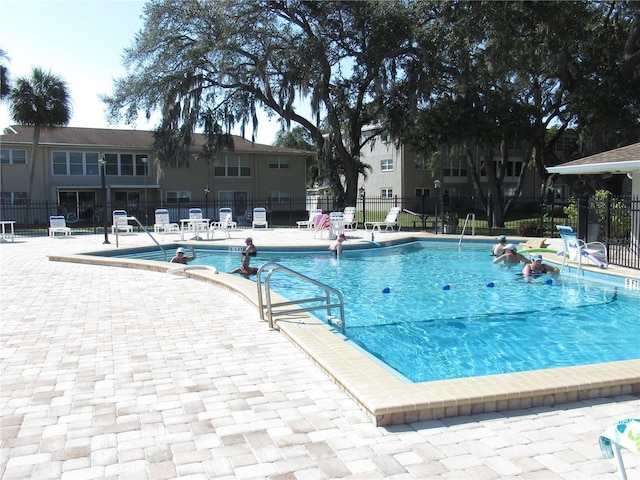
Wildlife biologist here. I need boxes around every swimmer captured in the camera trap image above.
[522,254,559,277]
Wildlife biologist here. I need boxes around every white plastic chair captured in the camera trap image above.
[343,206,358,230]
[364,207,402,232]
[153,209,179,237]
[111,210,134,234]
[297,208,323,229]
[556,225,607,272]
[48,215,72,237]
[251,207,268,229]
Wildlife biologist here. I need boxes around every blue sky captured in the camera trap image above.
[0,0,278,144]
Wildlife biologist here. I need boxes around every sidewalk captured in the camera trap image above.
[1,233,638,479]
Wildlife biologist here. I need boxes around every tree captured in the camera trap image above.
[103,0,417,208]
[9,68,71,221]
[0,50,10,100]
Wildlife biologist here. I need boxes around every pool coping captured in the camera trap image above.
[48,242,640,427]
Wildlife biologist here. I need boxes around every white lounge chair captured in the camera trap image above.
[364,207,402,232]
[111,210,134,234]
[328,211,344,239]
[186,207,209,240]
[251,207,268,229]
[153,208,180,237]
[297,208,323,229]
[556,225,608,271]
[343,206,358,230]
[48,215,72,237]
[209,208,236,238]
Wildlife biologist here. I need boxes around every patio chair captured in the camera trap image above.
[111,210,134,234]
[364,207,402,232]
[48,215,72,237]
[153,208,179,238]
[251,207,269,229]
[209,207,236,238]
[313,213,332,239]
[343,206,358,230]
[297,208,323,229]
[187,207,209,239]
[556,225,608,271]
[328,211,344,239]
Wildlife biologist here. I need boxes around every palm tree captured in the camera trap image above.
[0,50,10,99]
[9,68,71,222]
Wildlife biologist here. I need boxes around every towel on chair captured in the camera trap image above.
[599,418,640,459]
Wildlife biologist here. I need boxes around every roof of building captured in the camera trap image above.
[546,142,640,175]
[0,125,311,155]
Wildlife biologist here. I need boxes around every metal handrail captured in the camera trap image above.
[458,213,476,248]
[114,215,167,261]
[256,262,345,334]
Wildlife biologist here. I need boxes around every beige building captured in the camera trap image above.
[1,126,309,224]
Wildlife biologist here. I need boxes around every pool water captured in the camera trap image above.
[110,241,639,383]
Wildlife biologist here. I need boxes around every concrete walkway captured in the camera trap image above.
[1,232,638,479]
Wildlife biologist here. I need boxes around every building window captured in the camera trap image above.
[0,149,27,164]
[267,191,291,203]
[52,151,145,176]
[166,191,191,205]
[381,159,393,171]
[381,188,393,198]
[414,158,429,170]
[214,155,252,177]
[415,188,430,197]
[443,157,467,177]
[269,158,289,169]
[1,192,28,204]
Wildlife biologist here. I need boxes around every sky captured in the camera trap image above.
[0,0,279,145]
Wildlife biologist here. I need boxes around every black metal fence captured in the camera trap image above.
[1,194,638,270]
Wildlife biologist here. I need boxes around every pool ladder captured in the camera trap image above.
[256,262,345,334]
[458,213,476,248]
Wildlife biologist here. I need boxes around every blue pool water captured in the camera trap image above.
[100,241,639,383]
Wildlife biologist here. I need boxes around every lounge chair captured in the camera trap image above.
[297,208,323,229]
[313,213,332,239]
[343,206,358,230]
[209,208,236,238]
[111,210,134,234]
[328,211,345,239]
[364,207,402,232]
[251,207,269,229]
[556,225,608,271]
[153,208,180,237]
[48,215,72,237]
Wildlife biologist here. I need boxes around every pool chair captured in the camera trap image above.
[209,207,236,238]
[251,207,268,229]
[343,206,358,230]
[314,213,332,239]
[184,208,209,240]
[599,418,640,480]
[111,210,134,235]
[153,209,179,238]
[48,215,72,237]
[364,206,402,232]
[297,208,323,229]
[556,225,608,272]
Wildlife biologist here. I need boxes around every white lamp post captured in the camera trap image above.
[141,157,148,226]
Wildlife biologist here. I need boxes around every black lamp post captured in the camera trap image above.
[204,186,210,218]
[98,155,110,244]
[142,157,148,226]
[359,186,366,226]
[434,179,441,235]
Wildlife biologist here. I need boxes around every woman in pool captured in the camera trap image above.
[229,237,258,276]
[170,246,196,264]
[522,253,559,277]
[493,244,530,266]
[492,235,508,256]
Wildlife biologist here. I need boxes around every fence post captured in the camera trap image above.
[577,195,588,240]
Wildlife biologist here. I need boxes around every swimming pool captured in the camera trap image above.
[97,241,639,383]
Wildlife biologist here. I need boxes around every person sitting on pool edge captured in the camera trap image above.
[329,233,346,256]
[492,235,508,256]
[170,246,196,264]
[522,253,559,277]
[493,244,531,266]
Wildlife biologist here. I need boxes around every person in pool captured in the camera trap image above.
[170,246,196,264]
[492,235,508,256]
[493,244,531,266]
[522,254,559,277]
[228,237,258,276]
[329,233,346,256]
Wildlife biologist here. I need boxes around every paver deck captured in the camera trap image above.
[1,230,638,479]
